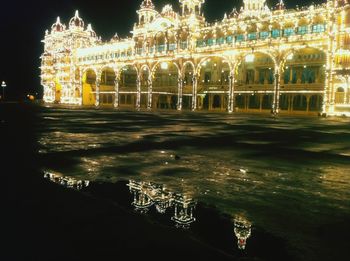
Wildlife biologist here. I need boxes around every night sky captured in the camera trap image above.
[1,0,315,100]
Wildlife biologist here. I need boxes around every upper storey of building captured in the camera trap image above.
[42,0,350,65]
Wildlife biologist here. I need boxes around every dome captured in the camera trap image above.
[229,8,239,18]
[161,4,177,19]
[140,0,155,9]
[69,10,84,29]
[51,17,65,32]
[86,24,96,37]
[111,33,120,42]
[276,0,285,11]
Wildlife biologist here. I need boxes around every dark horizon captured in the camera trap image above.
[1,0,316,100]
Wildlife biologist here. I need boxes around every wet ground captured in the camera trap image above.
[3,103,350,260]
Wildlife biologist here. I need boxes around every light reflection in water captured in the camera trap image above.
[234,215,252,250]
[44,171,90,190]
[128,180,196,229]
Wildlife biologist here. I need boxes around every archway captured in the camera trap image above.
[198,57,231,111]
[153,61,179,110]
[282,47,326,113]
[182,62,195,110]
[100,67,116,106]
[335,87,345,104]
[235,52,276,111]
[140,66,151,108]
[119,65,138,107]
[82,69,97,106]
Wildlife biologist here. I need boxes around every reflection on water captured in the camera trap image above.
[44,171,90,190]
[128,180,196,229]
[234,215,252,250]
[37,108,350,260]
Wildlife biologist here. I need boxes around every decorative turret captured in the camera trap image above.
[162,4,178,20]
[137,0,158,25]
[276,0,285,11]
[240,0,271,18]
[180,0,205,16]
[69,10,84,29]
[111,33,120,42]
[86,24,96,38]
[51,17,65,33]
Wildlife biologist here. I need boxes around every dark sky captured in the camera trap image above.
[1,0,315,99]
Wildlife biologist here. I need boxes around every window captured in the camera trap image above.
[284,28,294,37]
[248,33,257,40]
[271,29,281,38]
[235,34,244,42]
[226,35,234,44]
[312,24,325,33]
[180,41,187,49]
[196,40,205,47]
[217,37,225,45]
[169,44,177,51]
[157,44,165,52]
[260,31,269,39]
[207,38,215,46]
[298,26,308,35]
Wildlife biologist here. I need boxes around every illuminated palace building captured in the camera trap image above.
[41,0,350,115]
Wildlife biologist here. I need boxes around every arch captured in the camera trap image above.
[281,47,326,84]
[140,65,151,108]
[196,55,232,76]
[181,61,195,110]
[82,68,97,106]
[152,61,180,110]
[236,52,276,85]
[335,87,345,104]
[99,67,116,106]
[197,56,232,111]
[119,64,138,107]
[155,31,166,53]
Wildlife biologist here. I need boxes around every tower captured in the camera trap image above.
[137,0,158,25]
[180,0,205,16]
[241,0,271,17]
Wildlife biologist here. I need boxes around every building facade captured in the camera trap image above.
[41,0,350,115]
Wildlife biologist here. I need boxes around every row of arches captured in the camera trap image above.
[76,47,328,113]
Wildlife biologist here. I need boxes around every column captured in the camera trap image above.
[177,76,183,110]
[114,78,119,108]
[192,75,198,111]
[147,78,153,110]
[136,77,141,110]
[95,79,100,107]
[228,74,235,112]
[272,69,281,115]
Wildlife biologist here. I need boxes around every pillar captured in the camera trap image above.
[177,76,183,110]
[272,69,281,115]
[192,75,198,111]
[136,77,141,110]
[147,78,153,110]
[114,78,119,108]
[95,79,100,107]
[228,74,235,112]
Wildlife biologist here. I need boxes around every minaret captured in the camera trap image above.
[243,0,266,12]
[180,0,205,17]
[137,0,158,25]
[241,0,271,17]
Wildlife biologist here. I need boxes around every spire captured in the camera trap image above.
[276,0,285,10]
[140,0,155,9]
